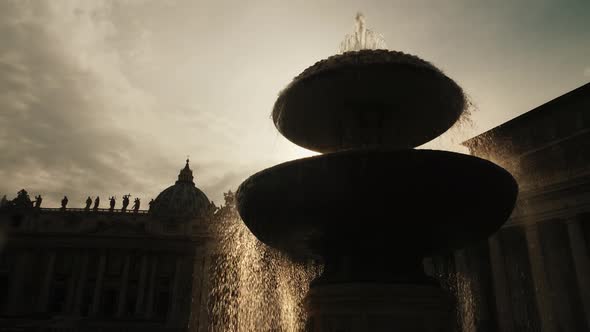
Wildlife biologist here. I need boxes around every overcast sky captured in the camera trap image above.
[0,0,589,207]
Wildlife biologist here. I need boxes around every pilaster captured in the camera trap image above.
[488,233,515,332]
[566,217,590,329]
[146,255,159,318]
[116,254,131,317]
[6,251,28,315]
[524,223,557,332]
[73,252,89,314]
[37,251,56,313]
[91,252,107,316]
[135,254,149,315]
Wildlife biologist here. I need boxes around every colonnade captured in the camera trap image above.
[2,249,195,328]
[452,215,590,331]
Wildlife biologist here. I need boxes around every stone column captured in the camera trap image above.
[65,254,81,313]
[500,226,541,330]
[6,251,28,315]
[566,217,590,329]
[488,233,515,332]
[37,252,56,313]
[146,255,159,318]
[524,223,557,332]
[167,256,182,323]
[91,253,107,316]
[135,254,149,315]
[116,254,131,317]
[73,253,89,315]
[539,220,588,330]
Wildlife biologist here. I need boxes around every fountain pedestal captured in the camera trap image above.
[306,283,451,332]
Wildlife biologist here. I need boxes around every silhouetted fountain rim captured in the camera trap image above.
[272,50,467,153]
[289,50,443,82]
[236,148,517,270]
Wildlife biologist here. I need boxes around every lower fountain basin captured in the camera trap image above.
[236,149,517,263]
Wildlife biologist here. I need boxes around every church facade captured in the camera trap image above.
[0,161,220,331]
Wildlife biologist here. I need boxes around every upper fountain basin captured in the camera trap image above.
[236,149,517,261]
[272,50,466,153]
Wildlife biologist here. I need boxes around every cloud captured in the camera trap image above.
[0,1,260,208]
[0,1,168,206]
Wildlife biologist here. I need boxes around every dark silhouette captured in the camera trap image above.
[121,194,130,212]
[84,196,92,211]
[109,196,116,211]
[11,189,33,209]
[132,197,140,213]
[0,159,220,330]
[61,196,68,210]
[148,198,154,211]
[34,195,42,208]
[235,21,518,331]
[93,196,100,210]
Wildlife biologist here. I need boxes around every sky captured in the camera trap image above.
[0,0,589,207]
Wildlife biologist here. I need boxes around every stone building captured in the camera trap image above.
[0,160,218,331]
[439,82,590,331]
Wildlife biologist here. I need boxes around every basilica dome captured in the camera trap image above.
[150,159,212,221]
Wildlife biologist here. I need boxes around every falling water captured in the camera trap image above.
[429,254,478,332]
[201,200,320,332]
[455,271,477,331]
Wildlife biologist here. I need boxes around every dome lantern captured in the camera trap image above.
[177,158,194,184]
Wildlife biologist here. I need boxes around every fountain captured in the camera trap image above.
[236,14,518,331]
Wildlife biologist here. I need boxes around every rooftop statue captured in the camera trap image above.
[11,189,33,209]
[34,195,42,208]
[148,198,154,212]
[61,196,68,210]
[132,197,140,213]
[85,196,92,211]
[109,196,116,211]
[216,190,236,218]
[223,190,235,207]
[93,196,100,211]
[122,194,131,212]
